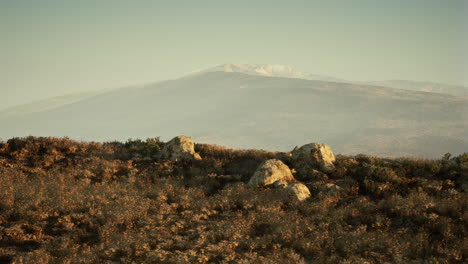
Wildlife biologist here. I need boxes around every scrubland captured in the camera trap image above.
[0,137,466,263]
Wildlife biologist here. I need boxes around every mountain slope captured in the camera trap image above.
[0,89,110,117]
[1,71,466,158]
[365,80,467,96]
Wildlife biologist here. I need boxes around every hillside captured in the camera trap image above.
[365,80,467,97]
[1,71,466,158]
[0,136,466,263]
[0,89,110,117]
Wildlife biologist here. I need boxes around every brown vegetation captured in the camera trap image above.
[0,136,466,263]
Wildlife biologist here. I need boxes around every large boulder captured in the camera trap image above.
[285,183,311,201]
[160,136,201,161]
[248,159,295,187]
[291,143,336,174]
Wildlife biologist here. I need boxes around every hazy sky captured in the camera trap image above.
[1,0,467,109]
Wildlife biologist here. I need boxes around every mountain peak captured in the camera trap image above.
[189,63,345,82]
[216,64,298,76]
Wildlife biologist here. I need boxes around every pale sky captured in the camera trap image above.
[1,0,467,109]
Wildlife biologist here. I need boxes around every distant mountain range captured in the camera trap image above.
[1,64,467,158]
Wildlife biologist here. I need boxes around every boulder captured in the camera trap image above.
[248,159,295,187]
[285,183,311,201]
[291,143,336,174]
[160,136,201,161]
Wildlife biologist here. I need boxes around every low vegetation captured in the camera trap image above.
[0,136,466,263]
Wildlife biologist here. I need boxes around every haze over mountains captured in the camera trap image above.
[1,64,467,158]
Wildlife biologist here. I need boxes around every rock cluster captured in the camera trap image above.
[248,158,311,201]
[247,142,337,201]
[158,137,338,202]
[159,136,201,161]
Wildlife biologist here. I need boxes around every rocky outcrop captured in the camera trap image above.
[248,159,295,187]
[291,143,336,175]
[159,136,201,161]
[247,159,312,201]
[285,183,311,201]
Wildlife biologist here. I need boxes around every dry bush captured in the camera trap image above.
[0,137,466,263]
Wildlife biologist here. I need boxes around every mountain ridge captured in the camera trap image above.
[185,63,468,96]
[1,70,466,158]
[186,63,346,83]
[2,63,466,115]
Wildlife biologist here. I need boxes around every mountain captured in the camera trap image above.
[1,69,466,158]
[188,64,346,83]
[364,80,467,96]
[190,64,468,96]
[0,89,110,117]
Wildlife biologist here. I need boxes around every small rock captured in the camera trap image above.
[248,159,295,187]
[159,136,201,161]
[291,143,336,174]
[285,183,311,201]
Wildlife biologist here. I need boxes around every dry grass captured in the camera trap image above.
[0,136,466,263]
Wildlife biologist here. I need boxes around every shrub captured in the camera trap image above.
[0,137,465,263]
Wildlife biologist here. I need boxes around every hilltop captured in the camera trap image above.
[0,136,466,263]
[186,63,345,82]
